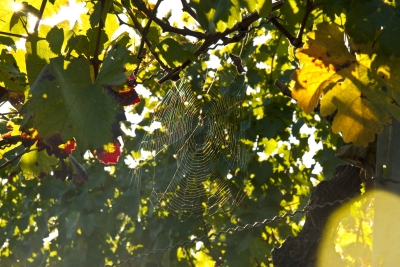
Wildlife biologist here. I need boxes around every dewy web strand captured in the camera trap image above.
[132,67,248,218]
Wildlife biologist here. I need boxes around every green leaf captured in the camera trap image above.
[96,46,130,85]
[155,38,196,68]
[257,0,272,18]
[147,25,160,45]
[260,137,278,156]
[23,57,122,151]
[46,26,64,54]
[20,149,58,179]
[346,0,400,56]
[238,0,257,12]
[189,0,241,32]
[0,50,26,92]
[26,25,58,85]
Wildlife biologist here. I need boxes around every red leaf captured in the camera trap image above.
[20,129,41,147]
[61,139,76,155]
[119,89,140,106]
[94,140,121,164]
[119,72,140,106]
[128,73,135,81]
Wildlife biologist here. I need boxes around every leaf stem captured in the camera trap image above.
[268,15,297,46]
[134,0,163,76]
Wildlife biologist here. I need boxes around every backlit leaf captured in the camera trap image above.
[346,0,400,57]
[20,148,58,179]
[22,56,123,151]
[155,38,196,68]
[189,0,241,32]
[291,22,398,146]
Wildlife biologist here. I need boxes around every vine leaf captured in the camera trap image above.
[190,0,241,32]
[96,46,130,85]
[94,141,121,164]
[155,38,196,68]
[291,22,398,146]
[20,149,58,179]
[21,52,127,152]
[346,0,400,57]
[238,0,272,18]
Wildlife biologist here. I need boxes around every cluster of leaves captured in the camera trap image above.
[0,0,398,266]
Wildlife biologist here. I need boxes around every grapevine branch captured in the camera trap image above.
[157,1,285,84]
[269,0,317,48]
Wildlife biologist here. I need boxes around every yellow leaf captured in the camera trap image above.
[321,75,391,145]
[291,22,395,146]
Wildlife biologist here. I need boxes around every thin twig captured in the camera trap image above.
[293,0,314,47]
[33,0,47,33]
[124,8,169,70]
[134,0,163,76]
[0,147,32,170]
[93,0,105,77]
[132,0,206,39]
[19,16,29,35]
[180,0,197,20]
[0,111,19,116]
[0,31,28,38]
[274,80,293,98]
[268,15,297,46]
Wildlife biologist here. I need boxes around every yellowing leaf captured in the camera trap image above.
[20,149,58,179]
[291,22,397,146]
[321,75,391,145]
[291,22,354,114]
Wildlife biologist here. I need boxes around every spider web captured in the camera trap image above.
[135,68,248,218]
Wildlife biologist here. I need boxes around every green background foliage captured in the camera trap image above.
[0,0,394,265]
